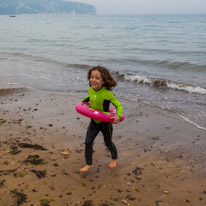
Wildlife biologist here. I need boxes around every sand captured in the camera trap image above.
[0,88,205,206]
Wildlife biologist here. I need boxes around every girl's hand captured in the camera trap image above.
[111,115,120,124]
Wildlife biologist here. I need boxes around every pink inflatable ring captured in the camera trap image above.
[75,102,124,123]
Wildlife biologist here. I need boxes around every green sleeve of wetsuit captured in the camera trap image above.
[81,95,90,102]
[110,94,123,118]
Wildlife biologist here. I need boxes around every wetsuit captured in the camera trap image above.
[82,86,123,165]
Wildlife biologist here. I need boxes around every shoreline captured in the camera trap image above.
[0,88,205,206]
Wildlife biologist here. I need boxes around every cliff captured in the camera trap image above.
[0,0,97,15]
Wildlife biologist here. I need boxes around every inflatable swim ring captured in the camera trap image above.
[75,102,124,123]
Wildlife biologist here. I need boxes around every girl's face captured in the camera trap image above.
[90,70,104,90]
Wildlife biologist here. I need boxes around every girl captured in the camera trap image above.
[80,65,123,172]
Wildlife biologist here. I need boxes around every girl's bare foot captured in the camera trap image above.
[80,165,92,172]
[108,159,117,168]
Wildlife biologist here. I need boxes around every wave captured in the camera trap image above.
[1,51,205,95]
[179,115,206,131]
[123,58,206,73]
[3,51,205,73]
[1,51,92,69]
[112,71,206,95]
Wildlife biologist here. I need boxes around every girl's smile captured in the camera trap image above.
[90,70,104,90]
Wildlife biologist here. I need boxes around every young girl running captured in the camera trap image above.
[80,65,123,172]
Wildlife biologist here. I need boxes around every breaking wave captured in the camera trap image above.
[112,71,206,95]
[1,51,206,95]
[179,115,206,131]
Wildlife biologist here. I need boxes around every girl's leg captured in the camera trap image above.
[80,120,99,172]
[101,122,118,168]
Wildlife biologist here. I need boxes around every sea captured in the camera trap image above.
[0,14,206,130]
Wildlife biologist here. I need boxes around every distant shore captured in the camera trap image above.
[0,88,205,206]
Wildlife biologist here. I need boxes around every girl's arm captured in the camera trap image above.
[110,94,123,124]
[81,95,90,102]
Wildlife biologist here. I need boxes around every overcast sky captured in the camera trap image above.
[71,0,206,15]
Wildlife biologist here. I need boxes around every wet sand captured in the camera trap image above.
[0,88,205,206]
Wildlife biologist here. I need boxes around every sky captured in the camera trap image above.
[70,0,206,15]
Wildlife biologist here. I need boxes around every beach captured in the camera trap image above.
[0,88,205,206]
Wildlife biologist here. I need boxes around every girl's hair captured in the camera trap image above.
[88,65,117,91]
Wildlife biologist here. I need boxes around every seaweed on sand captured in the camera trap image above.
[10,189,27,206]
[24,155,45,165]
[18,143,47,150]
[31,169,46,179]
[82,200,94,206]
